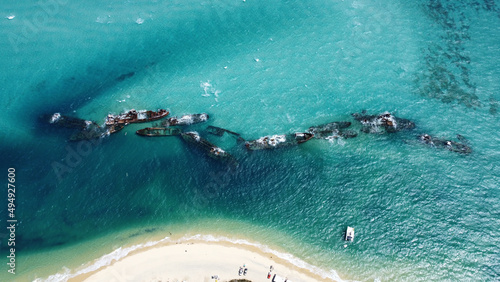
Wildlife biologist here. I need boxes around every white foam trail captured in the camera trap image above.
[337,138,346,146]
[185,131,201,141]
[179,115,194,123]
[200,81,221,99]
[135,18,144,24]
[200,81,212,96]
[84,121,92,129]
[95,15,112,24]
[38,234,346,282]
[136,110,147,120]
[37,237,170,282]
[49,113,61,123]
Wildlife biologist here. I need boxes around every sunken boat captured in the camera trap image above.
[245,132,314,150]
[106,123,125,135]
[69,122,125,141]
[136,127,182,137]
[206,125,246,143]
[105,109,169,125]
[46,113,121,141]
[352,111,416,133]
[181,131,236,161]
[162,113,208,127]
[47,113,94,129]
[308,121,351,133]
[69,123,109,141]
[419,134,472,154]
[307,121,357,139]
[312,129,358,140]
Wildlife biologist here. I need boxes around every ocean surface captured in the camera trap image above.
[1,0,499,281]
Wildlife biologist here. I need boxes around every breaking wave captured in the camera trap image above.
[36,237,170,282]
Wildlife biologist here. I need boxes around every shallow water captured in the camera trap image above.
[1,0,499,281]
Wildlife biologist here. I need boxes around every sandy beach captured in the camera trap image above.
[71,238,338,282]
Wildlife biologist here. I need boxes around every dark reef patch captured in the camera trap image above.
[489,96,498,115]
[115,71,135,82]
[415,0,500,110]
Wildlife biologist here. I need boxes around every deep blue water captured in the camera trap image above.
[1,0,499,281]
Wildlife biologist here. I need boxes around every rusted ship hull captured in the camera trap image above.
[419,134,472,154]
[68,123,125,141]
[106,109,169,125]
[352,111,416,133]
[163,113,209,127]
[206,125,246,143]
[307,121,352,134]
[245,133,314,150]
[136,127,182,137]
[181,131,236,161]
[307,121,357,139]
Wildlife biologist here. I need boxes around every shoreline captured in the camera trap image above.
[41,233,345,282]
[72,235,340,282]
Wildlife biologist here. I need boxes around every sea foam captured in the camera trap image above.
[36,237,170,282]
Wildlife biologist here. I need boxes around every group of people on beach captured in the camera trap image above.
[238,264,248,276]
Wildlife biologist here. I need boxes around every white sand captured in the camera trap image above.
[78,241,334,282]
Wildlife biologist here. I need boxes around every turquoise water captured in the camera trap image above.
[1,0,500,280]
